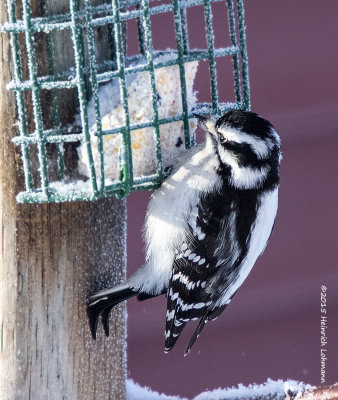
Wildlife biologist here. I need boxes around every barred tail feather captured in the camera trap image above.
[164,318,187,354]
[184,305,228,356]
[87,284,138,339]
[164,303,186,353]
[184,317,208,356]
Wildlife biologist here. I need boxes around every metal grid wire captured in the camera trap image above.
[2,0,250,203]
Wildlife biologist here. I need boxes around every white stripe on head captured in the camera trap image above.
[218,127,271,159]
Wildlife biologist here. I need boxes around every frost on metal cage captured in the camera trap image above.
[3,0,250,203]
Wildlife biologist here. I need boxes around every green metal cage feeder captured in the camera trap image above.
[3,0,250,203]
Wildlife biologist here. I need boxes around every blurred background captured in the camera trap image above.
[125,1,338,397]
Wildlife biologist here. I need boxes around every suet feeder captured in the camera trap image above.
[2,0,250,203]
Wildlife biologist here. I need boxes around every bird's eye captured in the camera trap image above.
[219,132,227,144]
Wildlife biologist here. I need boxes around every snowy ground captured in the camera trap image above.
[126,379,314,400]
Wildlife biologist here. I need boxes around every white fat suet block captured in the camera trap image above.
[77,53,199,181]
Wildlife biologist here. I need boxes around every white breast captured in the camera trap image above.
[130,139,221,294]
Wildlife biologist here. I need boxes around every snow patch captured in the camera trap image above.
[126,379,315,400]
[194,379,313,400]
[126,380,188,400]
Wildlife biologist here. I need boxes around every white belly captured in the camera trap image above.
[132,143,221,294]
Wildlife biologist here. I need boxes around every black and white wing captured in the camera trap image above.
[164,188,260,355]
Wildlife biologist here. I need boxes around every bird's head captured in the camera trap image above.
[194,110,281,190]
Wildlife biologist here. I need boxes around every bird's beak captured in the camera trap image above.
[193,114,217,137]
[193,113,208,123]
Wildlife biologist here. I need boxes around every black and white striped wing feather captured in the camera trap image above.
[164,188,258,354]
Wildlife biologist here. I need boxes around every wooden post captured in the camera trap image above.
[0,1,127,399]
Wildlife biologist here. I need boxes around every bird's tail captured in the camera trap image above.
[87,284,138,339]
[184,304,228,355]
